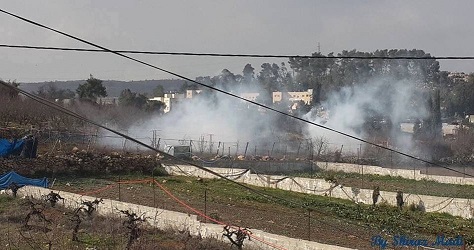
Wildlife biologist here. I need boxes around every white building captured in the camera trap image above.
[400,122,460,136]
[448,72,469,84]
[186,89,202,99]
[466,115,474,124]
[96,97,119,106]
[240,92,260,102]
[149,93,184,113]
[273,89,313,105]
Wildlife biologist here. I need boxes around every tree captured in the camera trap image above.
[118,89,135,107]
[416,90,442,141]
[118,89,164,114]
[119,89,147,109]
[242,64,255,84]
[217,69,238,91]
[257,63,283,105]
[241,63,258,90]
[152,85,165,97]
[432,89,442,140]
[289,49,441,104]
[145,100,166,114]
[446,74,474,116]
[180,81,199,93]
[289,52,336,104]
[36,83,75,100]
[76,75,107,101]
[413,119,422,139]
[0,80,20,98]
[194,76,218,103]
[134,94,148,109]
[258,63,292,92]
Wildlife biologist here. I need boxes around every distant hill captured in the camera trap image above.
[19,79,189,97]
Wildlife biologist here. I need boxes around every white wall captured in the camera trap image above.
[315,161,474,186]
[165,165,474,219]
[18,186,353,250]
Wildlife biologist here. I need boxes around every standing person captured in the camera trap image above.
[8,182,21,197]
[372,186,380,206]
[396,190,404,210]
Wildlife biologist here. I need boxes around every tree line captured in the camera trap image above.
[29,75,166,114]
[4,48,474,120]
[192,49,474,120]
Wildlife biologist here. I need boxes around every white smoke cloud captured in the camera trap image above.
[99,82,282,153]
[304,78,429,154]
[99,77,429,158]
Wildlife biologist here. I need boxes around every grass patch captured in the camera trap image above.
[292,170,474,199]
[52,173,474,247]
[156,175,474,244]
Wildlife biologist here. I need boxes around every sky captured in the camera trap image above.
[1,0,474,83]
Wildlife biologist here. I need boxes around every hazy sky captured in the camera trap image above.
[1,1,474,82]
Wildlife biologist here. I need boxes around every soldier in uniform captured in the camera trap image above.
[8,182,21,197]
[372,186,380,206]
[396,190,404,210]
[46,191,64,207]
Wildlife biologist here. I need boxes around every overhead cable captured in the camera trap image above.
[0,9,450,244]
[0,80,374,242]
[0,44,468,60]
[0,8,471,179]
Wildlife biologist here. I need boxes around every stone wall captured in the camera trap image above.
[165,165,474,219]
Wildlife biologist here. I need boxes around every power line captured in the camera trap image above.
[0,81,376,244]
[0,44,472,60]
[0,8,472,180]
[0,10,449,243]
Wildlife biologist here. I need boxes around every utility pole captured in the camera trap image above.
[152,130,157,148]
[208,134,214,155]
[151,129,161,149]
[235,141,239,157]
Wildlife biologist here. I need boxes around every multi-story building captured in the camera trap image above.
[448,72,469,85]
[272,89,313,105]
[183,88,313,110]
[467,115,474,124]
[240,92,260,102]
[96,97,119,106]
[149,93,184,113]
[186,89,203,99]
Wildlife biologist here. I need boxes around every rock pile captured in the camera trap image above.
[0,149,162,177]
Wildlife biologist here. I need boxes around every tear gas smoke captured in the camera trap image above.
[100,77,429,156]
[304,78,428,153]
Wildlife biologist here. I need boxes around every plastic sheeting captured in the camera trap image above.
[0,171,48,189]
[0,139,24,157]
[0,137,38,158]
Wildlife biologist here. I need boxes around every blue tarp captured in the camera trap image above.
[0,171,48,189]
[0,139,25,157]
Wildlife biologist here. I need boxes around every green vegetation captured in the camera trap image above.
[76,74,107,100]
[160,176,474,244]
[55,175,474,245]
[293,170,474,199]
